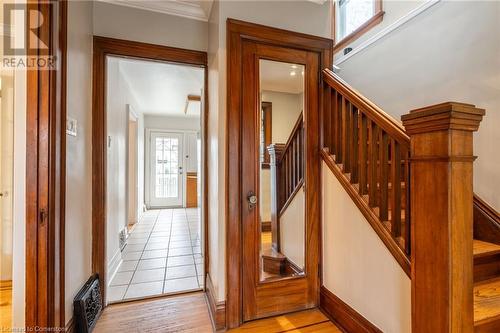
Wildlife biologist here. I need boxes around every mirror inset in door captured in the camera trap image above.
[259,59,305,281]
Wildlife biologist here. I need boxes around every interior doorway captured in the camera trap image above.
[92,37,208,306]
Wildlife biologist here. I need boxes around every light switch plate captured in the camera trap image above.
[66,117,77,136]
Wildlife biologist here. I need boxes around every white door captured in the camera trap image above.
[185,132,198,173]
[149,131,184,207]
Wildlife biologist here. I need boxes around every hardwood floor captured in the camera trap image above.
[94,291,341,332]
[94,292,212,333]
[227,309,342,332]
[0,282,12,330]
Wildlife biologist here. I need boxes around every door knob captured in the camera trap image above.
[247,191,258,210]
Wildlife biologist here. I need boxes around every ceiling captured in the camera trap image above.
[260,59,305,94]
[115,57,204,117]
[99,0,326,22]
[99,0,214,21]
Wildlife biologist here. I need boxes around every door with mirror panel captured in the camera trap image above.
[241,40,320,321]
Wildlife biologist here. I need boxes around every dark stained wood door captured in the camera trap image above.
[240,40,321,321]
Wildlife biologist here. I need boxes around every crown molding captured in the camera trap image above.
[97,0,213,22]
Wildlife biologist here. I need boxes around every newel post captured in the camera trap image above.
[402,102,485,333]
[268,143,285,252]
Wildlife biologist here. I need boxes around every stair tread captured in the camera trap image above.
[474,278,500,324]
[474,240,500,258]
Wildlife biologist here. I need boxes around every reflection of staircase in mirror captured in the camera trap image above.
[261,112,305,281]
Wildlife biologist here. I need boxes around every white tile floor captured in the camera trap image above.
[108,208,204,303]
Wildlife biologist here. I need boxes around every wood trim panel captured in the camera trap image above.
[320,286,382,333]
[226,19,333,328]
[321,149,411,276]
[205,274,226,331]
[333,2,385,54]
[474,194,500,245]
[26,1,67,329]
[92,36,208,301]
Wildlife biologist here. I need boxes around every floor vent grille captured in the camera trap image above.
[74,274,102,333]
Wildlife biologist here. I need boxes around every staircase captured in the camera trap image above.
[321,68,500,332]
[473,196,500,332]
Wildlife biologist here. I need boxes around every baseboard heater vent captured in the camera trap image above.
[74,274,102,333]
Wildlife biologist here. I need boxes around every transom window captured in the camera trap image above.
[334,0,384,53]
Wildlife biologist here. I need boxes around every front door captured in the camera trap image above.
[149,131,184,207]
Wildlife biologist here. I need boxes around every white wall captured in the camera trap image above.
[144,114,201,131]
[137,113,145,219]
[207,0,332,302]
[334,1,425,57]
[262,90,303,143]
[1,71,14,281]
[65,0,93,324]
[336,0,500,211]
[93,1,208,52]
[322,163,411,333]
[106,58,142,281]
[279,186,305,269]
[12,51,26,330]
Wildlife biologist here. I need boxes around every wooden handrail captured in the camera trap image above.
[323,69,409,144]
[278,113,304,213]
[323,68,487,331]
[322,68,411,275]
[268,114,304,252]
[279,112,303,164]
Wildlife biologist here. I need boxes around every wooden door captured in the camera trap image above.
[241,40,321,321]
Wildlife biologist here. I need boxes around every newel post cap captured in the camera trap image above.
[267,143,286,155]
[401,102,485,135]
[267,144,285,166]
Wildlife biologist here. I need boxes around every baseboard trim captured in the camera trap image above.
[65,317,75,333]
[107,248,122,286]
[205,273,226,331]
[320,286,382,333]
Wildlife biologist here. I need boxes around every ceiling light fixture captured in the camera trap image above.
[290,71,297,76]
[291,65,298,69]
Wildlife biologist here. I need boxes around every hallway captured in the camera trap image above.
[108,208,204,302]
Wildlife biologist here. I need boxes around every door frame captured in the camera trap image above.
[25,1,67,329]
[226,19,332,328]
[92,36,208,302]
